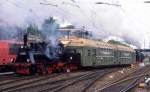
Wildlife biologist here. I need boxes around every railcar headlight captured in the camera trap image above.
[70,57,73,60]
[27,59,30,62]
[21,45,24,48]
[10,58,14,62]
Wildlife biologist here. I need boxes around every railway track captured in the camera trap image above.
[0,75,43,86]
[0,70,93,92]
[97,66,150,92]
[0,73,62,92]
[3,71,97,92]
[0,72,15,81]
[38,71,101,92]
[36,68,117,92]
[0,72,14,76]
[51,69,117,92]
[40,70,104,92]
[0,68,117,92]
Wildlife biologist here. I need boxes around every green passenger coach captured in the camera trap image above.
[59,36,136,67]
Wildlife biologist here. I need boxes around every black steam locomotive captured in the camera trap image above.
[14,34,78,75]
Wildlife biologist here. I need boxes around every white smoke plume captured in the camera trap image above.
[41,17,60,58]
[0,0,149,48]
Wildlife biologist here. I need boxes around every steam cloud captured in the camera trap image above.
[41,17,60,58]
[0,0,149,48]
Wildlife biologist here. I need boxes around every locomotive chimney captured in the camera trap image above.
[24,33,28,46]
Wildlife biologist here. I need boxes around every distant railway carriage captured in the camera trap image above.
[59,36,136,67]
[0,40,22,72]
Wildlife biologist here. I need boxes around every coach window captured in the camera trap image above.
[119,51,122,57]
[88,50,91,56]
[93,49,96,56]
[99,48,103,56]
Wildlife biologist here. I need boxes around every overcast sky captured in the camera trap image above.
[0,0,150,48]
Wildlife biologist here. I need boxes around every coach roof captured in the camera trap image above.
[59,36,135,52]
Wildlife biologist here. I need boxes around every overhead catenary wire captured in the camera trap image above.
[40,2,58,7]
[61,1,98,30]
[5,0,43,23]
